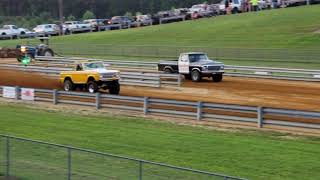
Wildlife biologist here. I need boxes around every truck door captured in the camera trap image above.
[178,54,190,74]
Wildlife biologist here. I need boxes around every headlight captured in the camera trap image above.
[21,46,27,53]
[221,65,224,70]
[202,66,208,71]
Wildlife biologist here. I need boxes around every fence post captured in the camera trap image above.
[178,75,182,87]
[67,147,71,180]
[257,107,263,128]
[158,75,162,88]
[197,102,203,121]
[5,137,10,178]
[15,86,20,100]
[96,92,101,109]
[143,97,149,115]
[139,161,143,180]
[53,89,58,105]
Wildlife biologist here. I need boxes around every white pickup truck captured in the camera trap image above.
[64,21,92,34]
[158,52,225,82]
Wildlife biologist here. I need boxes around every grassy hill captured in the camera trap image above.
[42,5,320,48]
[1,5,320,68]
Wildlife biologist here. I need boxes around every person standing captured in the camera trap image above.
[225,0,230,14]
[251,0,259,11]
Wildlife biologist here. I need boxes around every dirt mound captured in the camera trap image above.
[0,48,19,58]
[0,69,61,89]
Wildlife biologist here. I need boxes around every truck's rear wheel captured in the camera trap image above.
[191,70,202,82]
[164,68,172,74]
[64,79,74,91]
[109,81,120,95]
[212,74,223,82]
[87,81,98,93]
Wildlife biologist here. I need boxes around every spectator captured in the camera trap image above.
[251,0,259,11]
[242,0,250,12]
[272,0,279,8]
[225,0,230,14]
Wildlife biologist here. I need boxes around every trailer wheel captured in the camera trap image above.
[109,81,120,95]
[87,81,98,93]
[191,70,202,82]
[212,74,223,82]
[40,49,54,57]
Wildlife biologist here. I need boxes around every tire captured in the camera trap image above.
[40,49,54,57]
[109,81,120,95]
[212,74,223,82]
[191,70,202,82]
[64,79,74,92]
[164,68,172,74]
[87,81,98,93]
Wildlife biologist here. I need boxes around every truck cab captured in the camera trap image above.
[158,52,224,82]
[60,61,121,94]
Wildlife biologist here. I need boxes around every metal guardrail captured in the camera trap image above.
[1,86,319,131]
[0,134,245,180]
[0,64,181,88]
[35,56,320,81]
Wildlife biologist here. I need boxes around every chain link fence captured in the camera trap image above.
[0,135,246,180]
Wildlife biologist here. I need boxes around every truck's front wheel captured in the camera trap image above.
[191,70,202,82]
[109,81,120,95]
[212,74,223,82]
[87,81,98,93]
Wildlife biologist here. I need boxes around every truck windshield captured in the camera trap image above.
[83,62,105,70]
[189,54,208,62]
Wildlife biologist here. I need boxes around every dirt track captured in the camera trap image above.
[0,67,320,111]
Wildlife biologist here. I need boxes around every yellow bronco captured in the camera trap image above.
[60,61,120,94]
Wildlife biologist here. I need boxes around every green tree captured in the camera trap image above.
[67,14,76,21]
[82,10,96,20]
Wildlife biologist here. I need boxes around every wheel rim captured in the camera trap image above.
[192,71,199,80]
[44,51,52,56]
[88,85,95,93]
[64,83,70,91]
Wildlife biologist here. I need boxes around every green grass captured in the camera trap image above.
[0,103,319,180]
[1,5,320,69]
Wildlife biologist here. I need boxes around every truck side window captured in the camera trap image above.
[76,64,83,71]
[181,54,188,62]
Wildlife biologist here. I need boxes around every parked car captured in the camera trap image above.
[33,24,60,36]
[219,0,243,14]
[63,21,91,34]
[136,15,153,26]
[0,25,21,39]
[108,16,132,29]
[158,52,225,82]
[83,19,108,31]
[189,4,213,18]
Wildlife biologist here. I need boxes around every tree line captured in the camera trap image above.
[0,0,219,18]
